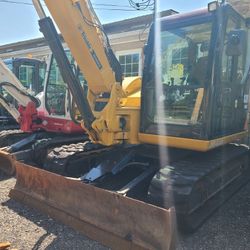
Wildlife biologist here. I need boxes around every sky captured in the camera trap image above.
[0,0,211,45]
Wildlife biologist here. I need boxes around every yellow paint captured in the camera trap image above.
[168,64,184,84]
[122,76,141,96]
[138,131,247,151]
[45,0,142,146]
[191,88,204,123]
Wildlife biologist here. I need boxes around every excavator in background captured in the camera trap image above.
[0,57,45,130]
[0,53,87,175]
[8,0,250,249]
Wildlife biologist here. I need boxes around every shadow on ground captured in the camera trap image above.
[0,172,12,181]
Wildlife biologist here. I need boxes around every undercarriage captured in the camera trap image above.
[7,141,250,232]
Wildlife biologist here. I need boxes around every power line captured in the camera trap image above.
[0,0,150,11]
[91,3,133,8]
[0,0,33,5]
[94,7,149,12]
[128,0,155,10]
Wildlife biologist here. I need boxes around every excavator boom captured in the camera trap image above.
[33,0,141,146]
[42,0,122,94]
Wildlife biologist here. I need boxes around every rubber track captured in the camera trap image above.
[47,141,91,159]
[0,129,22,137]
[0,129,27,147]
[148,144,250,231]
[44,141,111,176]
[0,124,19,131]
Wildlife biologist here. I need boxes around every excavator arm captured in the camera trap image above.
[33,0,141,146]
[43,0,122,94]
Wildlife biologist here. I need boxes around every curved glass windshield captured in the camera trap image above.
[46,51,85,117]
[155,21,212,125]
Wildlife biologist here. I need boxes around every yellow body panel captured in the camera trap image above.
[138,131,248,151]
[122,76,142,96]
[191,88,204,123]
[120,76,141,107]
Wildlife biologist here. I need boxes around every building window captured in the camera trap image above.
[171,47,188,73]
[118,52,141,77]
[18,65,35,89]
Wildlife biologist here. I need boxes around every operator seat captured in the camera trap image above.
[188,42,209,86]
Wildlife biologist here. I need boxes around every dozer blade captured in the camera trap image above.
[10,161,176,250]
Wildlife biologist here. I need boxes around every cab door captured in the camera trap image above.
[211,10,248,137]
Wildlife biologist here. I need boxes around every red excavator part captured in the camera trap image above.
[18,101,83,134]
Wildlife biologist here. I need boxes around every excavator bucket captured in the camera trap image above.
[10,161,176,250]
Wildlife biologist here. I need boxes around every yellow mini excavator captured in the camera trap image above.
[9,0,250,249]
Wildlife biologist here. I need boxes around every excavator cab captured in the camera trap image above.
[0,58,46,130]
[140,4,249,151]
[45,53,71,116]
[44,51,85,120]
[4,58,46,94]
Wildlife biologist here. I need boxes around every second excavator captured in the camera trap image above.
[0,57,45,131]
[0,52,87,175]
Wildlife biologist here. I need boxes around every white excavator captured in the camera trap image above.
[0,53,87,175]
[0,57,45,130]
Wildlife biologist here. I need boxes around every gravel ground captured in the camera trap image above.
[0,173,108,250]
[0,171,250,250]
[177,182,250,250]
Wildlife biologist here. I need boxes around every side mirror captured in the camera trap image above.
[226,29,247,56]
